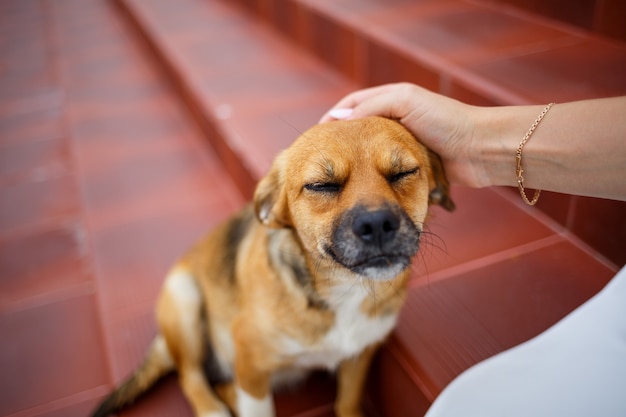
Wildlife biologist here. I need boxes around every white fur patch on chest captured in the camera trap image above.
[282,283,398,371]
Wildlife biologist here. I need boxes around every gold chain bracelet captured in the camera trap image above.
[516,102,555,205]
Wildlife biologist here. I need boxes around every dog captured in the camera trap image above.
[92,116,455,417]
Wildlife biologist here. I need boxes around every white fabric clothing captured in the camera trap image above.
[425,266,626,417]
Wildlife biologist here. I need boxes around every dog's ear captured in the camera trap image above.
[254,151,292,228]
[427,149,456,212]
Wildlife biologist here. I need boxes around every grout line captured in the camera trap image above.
[409,233,565,289]
[493,187,620,271]
[0,281,96,316]
[115,0,260,197]
[385,338,438,403]
[4,385,110,417]
[410,228,620,291]
[297,0,536,105]
[490,187,568,236]
[466,0,606,40]
[408,186,570,288]
[46,0,118,390]
[556,228,621,273]
[114,0,246,211]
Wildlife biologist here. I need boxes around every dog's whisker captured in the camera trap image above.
[421,230,448,258]
[415,227,448,285]
[276,116,305,136]
[367,280,379,318]
[337,276,362,303]
[387,279,407,305]
[277,115,333,170]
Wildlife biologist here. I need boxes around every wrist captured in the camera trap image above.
[473,105,547,189]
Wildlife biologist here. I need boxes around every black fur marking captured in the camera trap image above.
[282,248,328,310]
[268,230,328,311]
[201,308,232,385]
[222,206,255,284]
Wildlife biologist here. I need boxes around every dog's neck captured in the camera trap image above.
[265,228,408,316]
[266,228,328,310]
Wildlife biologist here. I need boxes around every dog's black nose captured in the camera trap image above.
[352,209,400,245]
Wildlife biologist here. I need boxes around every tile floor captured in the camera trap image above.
[0,1,244,416]
[1,0,624,416]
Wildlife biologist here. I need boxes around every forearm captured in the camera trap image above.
[475,97,626,200]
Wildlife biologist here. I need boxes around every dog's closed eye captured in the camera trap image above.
[387,167,419,184]
[304,182,342,193]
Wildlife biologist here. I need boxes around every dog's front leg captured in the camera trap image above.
[232,324,276,417]
[158,269,230,417]
[234,382,274,417]
[335,343,380,417]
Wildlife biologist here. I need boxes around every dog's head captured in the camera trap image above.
[254,117,454,281]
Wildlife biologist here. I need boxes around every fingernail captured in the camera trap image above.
[328,108,353,119]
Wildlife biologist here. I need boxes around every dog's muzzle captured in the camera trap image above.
[326,205,421,280]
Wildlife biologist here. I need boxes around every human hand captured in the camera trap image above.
[320,83,489,188]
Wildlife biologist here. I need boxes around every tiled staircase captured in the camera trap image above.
[1,0,624,416]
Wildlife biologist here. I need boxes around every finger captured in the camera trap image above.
[318,84,400,123]
[326,108,353,120]
[350,93,401,120]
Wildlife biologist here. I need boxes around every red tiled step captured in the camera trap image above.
[233,0,626,267]
[1,0,242,416]
[384,194,618,412]
[395,238,615,400]
[241,0,626,105]
[117,0,358,199]
[113,0,623,416]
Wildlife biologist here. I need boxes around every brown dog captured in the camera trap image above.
[92,116,454,417]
